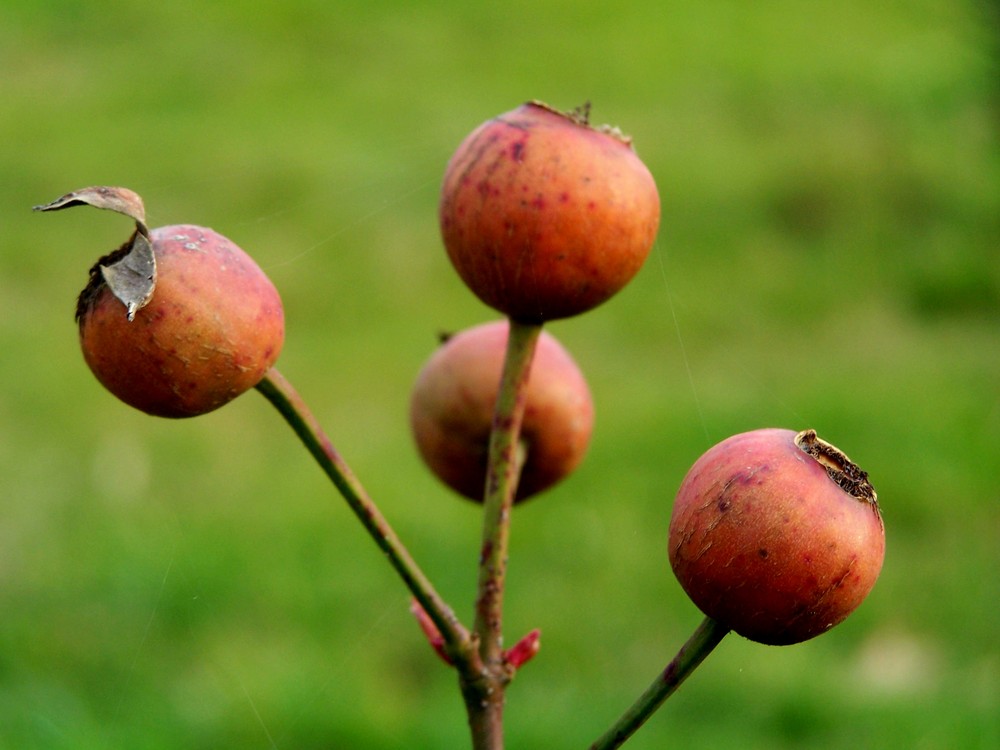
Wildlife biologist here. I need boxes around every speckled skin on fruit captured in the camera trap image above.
[668,429,884,645]
[78,225,284,418]
[439,102,660,322]
[409,320,594,502]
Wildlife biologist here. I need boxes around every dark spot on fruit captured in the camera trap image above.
[717,497,731,513]
[511,141,526,161]
[758,548,769,559]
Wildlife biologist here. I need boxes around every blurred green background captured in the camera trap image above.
[2,1,998,748]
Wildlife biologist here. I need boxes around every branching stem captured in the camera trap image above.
[458,318,543,750]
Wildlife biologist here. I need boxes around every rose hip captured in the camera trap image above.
[668,428,884,645]
[409,320,593,502]
[78,224,284,418]
[439,101,660,322]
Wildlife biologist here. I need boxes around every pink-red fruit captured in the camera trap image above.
[409,320,593,502]
[668,428,884,645]
[439,101,660,322]
[78,225,284,418]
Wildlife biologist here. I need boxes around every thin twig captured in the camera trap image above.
[255,367,470,656]
[589,616,730,750]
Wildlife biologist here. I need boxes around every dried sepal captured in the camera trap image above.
[33,185,147,230]
[795,428,880,514]
[99,230,156,321]
[35,186,156,322]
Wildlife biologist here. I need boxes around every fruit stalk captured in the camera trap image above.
[255,368,469,656]
[466,318,543,748]
[589,616,730,750]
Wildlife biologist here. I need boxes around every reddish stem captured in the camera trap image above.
[461,318,543,750]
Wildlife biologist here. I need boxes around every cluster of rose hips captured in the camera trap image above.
[37,100,884,747]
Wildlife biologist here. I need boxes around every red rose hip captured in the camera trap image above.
[439,101,660,322]
[78,224,284,418]
[668,429,884,645]
[409,320,593,502]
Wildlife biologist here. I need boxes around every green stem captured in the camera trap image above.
[462,318,543,750]
[474,319,543,660]
[589,616,730,750]
[255,367,469,657]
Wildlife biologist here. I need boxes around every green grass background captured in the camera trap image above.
[1,1,998,748]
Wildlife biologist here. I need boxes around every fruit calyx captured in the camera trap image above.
[794,429,880,513]
[73,228,155,323]
[35,186,156,322]
[524,99,632,145]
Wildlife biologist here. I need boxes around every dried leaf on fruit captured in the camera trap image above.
[100,230,156,320]
[36,185,157,321]
[33,185,147,227]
